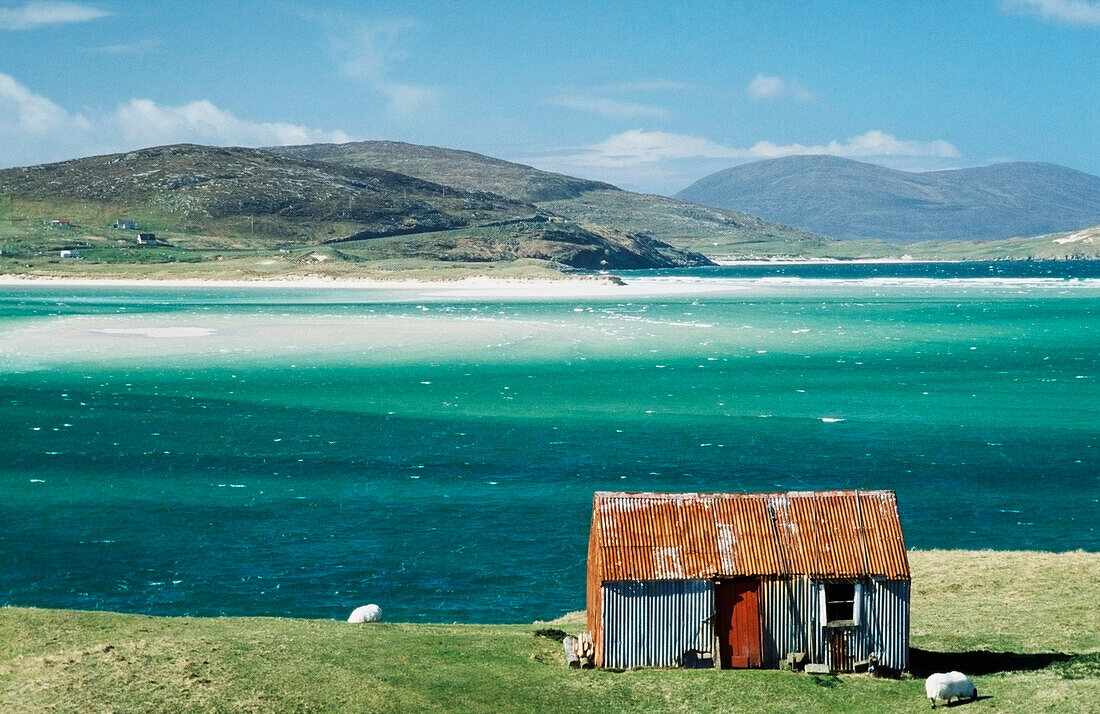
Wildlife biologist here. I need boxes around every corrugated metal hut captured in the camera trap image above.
[586,490,910,671]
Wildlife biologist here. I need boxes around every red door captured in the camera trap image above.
[716,579,762,668]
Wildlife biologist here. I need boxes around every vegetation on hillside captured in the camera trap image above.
[276,140,616,204]
[0,145,711,273]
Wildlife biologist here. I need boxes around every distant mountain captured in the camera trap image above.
[271,141,834,257]
[675,156,1100,242]
[0,144,712,270]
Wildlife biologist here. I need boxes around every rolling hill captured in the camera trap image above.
[273,141,838,257]
[275,140,615,204]
[0,144,712,271]
[676,155,1100,243]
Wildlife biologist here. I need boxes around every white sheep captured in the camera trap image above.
[925,671,977,708]
[347,604,382,623]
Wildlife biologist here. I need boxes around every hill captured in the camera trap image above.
[0,145,711,272]
[898,223,1100,261]
[272,141,839,258]
[275,140,616,204]
[1,550,1097,712]
[676,155,1100,243]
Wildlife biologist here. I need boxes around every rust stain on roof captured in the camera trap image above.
[589,490,910,582]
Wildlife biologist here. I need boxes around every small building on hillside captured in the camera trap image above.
[586,490,910,671]
[50,218,70,228]
[115,220,137,230]
[136,233,157,245]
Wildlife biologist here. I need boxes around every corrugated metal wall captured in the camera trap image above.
[760,577,812,668]
[601,580,715,668]
[862,578,910,671]
[759,576,909,671]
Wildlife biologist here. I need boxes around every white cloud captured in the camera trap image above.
[546,129,959,169]
[0,1,107,29]
[528,129,961,194]
[0,71,350,167]
[554,129,741,167]
[748,130,960,160]
[1002,0,1100,26]
[0,71,82,133]
[551,95,669,120]
[110,99,350,147]
[332,19,438,117]
[747,74,814,101]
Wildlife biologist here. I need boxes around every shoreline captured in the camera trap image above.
[0,273,653,297]
[710,257,956,266]
[2,548,1094,625]
[2,260,1098,301]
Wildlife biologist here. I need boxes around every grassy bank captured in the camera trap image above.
[2,550,1097,712]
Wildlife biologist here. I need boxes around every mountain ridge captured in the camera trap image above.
[675,155,1100,242]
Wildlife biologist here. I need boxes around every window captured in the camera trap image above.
[824,582,858,625]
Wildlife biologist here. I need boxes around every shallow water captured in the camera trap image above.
[1,263,1097,622]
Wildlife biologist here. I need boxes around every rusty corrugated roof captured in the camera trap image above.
[590,490,910,581]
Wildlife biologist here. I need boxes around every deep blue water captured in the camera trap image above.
[1,262,1097,622]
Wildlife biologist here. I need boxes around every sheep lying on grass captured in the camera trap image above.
[925,671,977,708]
[347,604,382,623]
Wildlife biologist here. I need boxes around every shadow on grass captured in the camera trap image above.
[911,649,1099,677]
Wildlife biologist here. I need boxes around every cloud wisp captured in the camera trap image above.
[0,72,349,167]
[90,38,161,55]
[549,79,693,120]
[746,74,814,102]
[0,1,107,30]
[332,18,439,117]
[551,95,668,120]
[1002,0,1100,26]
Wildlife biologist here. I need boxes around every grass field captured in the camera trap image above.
[1,550,1097,712]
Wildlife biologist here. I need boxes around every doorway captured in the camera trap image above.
[715,578,762,668]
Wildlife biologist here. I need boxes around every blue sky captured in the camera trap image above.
[1,0,1097,194]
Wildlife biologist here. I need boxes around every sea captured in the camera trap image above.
[1,261,1097,623]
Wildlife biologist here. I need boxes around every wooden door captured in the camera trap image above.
[715,579,761,668]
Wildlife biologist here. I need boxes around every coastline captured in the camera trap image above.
[0,271,758,300]
[2,259,1098,301]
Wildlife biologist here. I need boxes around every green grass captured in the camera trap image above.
[1,550,1097,712]
[3,195,1097,281]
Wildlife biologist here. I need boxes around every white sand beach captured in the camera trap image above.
[0,273,732,300]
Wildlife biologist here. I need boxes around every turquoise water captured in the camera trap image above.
[1,263,1097,622]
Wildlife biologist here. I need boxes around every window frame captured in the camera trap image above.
[819,580,863,627]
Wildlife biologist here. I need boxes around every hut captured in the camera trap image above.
[585,490,910,671]
[136,233,157,245]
